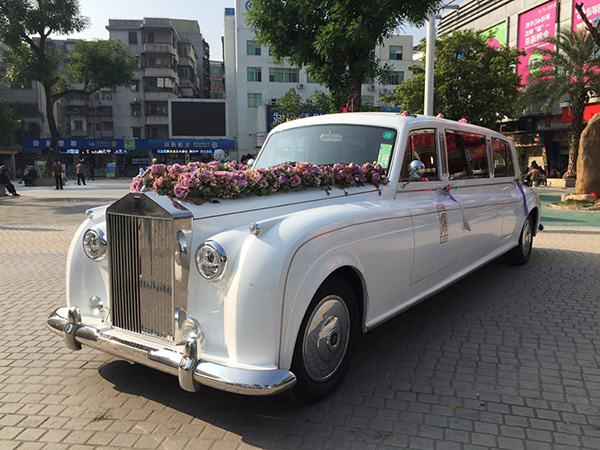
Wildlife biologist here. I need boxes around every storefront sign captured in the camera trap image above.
[517,0,557,82]
[106,162,116,178]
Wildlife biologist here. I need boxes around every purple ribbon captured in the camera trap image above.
[517,182,529,216]
[444,185,471,231]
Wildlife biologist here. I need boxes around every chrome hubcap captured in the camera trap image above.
[522,219,532,255]
[302,295,350,382]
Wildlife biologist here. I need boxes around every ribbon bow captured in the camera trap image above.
[443,185,471,231]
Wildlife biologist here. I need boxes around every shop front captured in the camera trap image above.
[22,138,237,179]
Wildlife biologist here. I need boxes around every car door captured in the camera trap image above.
[396,128,464,288]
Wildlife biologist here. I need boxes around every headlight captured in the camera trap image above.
[82,227,107,261]
[195,241,226,280]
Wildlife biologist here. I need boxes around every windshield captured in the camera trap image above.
[254,124,397,173]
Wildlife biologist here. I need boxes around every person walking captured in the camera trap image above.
[89,162,95,181]
[0,165,20,196]
[527,162,542,187]
[76,161,86,185]
[52,159,64,190]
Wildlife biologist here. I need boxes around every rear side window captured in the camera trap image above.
[491,138,515,177]
[400,129,439,181]
[445,130,490,180]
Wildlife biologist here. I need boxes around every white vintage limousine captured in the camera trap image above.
[47,113,541,402]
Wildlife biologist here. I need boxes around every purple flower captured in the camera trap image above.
[278,175,288,184]
[169,163,184,175]
[372,172,381,183]
[173,183,190,199]
[179,173,195,188]
[345,174,355,185]
[258,177,269,188]
[200,170,215,183]
[215,171,235,182]
[289,174,302,187]
[153,177,166,190]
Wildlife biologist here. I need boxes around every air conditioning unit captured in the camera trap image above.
[133,111,141,117]
[380,88,389,95]
[132,97,141,103]
[270,99,278,105]
[367,85,375,91]
[296,83,304,90]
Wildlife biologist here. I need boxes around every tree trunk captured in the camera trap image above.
[42,84,60,177]
[565,91,587,178]
[346,57,362,112]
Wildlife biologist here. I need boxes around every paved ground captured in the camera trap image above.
[1,182,599,449]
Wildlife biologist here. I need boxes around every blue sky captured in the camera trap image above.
[54,0,429,60]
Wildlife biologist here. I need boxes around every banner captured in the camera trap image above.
[106,162,116,179]
[483,21,507,49]
[517,0,557,82]
[573,0,600,31]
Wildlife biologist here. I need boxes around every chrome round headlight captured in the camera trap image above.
[82,227,107,261]
[195,241,226,280]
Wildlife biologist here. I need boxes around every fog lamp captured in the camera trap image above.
[88,296,104,317]
[181,318,202,340]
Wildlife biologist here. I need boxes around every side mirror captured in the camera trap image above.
[409,160,426,179]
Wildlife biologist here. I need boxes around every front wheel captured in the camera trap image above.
[286,278,360,403]
[504,215,534,265]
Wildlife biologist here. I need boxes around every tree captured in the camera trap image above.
[271,88,336,127]
[383,29,523,128]
[520,27,600,178]
[246,0,441,112]
[0,0,137,175]
[0,99,22,144]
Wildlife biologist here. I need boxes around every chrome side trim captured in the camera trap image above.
[47,307,296,396]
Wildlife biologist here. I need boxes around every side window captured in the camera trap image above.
[400,129,439,181]
[491,138,515,177]
[445,130,490,180]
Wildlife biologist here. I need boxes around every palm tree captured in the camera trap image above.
[521,27,600,177]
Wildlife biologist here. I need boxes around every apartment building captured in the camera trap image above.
[223,2,414,155]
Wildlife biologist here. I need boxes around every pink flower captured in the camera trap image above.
[150,164,165,175]
[169,163,184,175]
[289,175,302,187]
[130,177,143,192]
[153,177,166,190]
[200,170,215,183]
[179,173,195,188]
[173,183,190,199]
[372,172,381,183]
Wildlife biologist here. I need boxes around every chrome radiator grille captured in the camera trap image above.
[107,214,175,341]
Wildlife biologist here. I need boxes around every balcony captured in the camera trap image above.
[143,43,176,56]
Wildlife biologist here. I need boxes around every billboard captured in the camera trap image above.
[573,0,600,31]
[517,0,557,82]
[483,21,507,49]
[169,99,227,139]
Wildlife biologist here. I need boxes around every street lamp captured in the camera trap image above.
[424,1,459,116]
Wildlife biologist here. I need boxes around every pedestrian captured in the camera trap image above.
[89,162,95,181]
[0,165,20,196]
[76,161,86,185]
[527,162,541,187]
[52,159,64,190]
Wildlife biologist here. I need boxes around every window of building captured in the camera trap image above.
[210,92,225,99]
[73,120,83,131]
[178,43,191,56]
[492,138,515,177]
[132,127,142,139]
[361,95,375,106]
[101,91,112,101]
[128,32,138,45]
[383,71,404,85]
[146,32,154,43]
[131,103,141,116]
[364,77,374,85]
[247,40,261,55]
[389,46,403,60]
[400,129,439,181]
[178,66,193,79]
[130,80,140,92]
[307,75,318,84]
[210,79,224,89]
[210,65,222,75]
[95,123,101,131]
[155,77,174,88]
[269,67,300,83]
[248,93,262,107]
[445,130,490,179]
[247,67,262,82]
[103,122,113,131]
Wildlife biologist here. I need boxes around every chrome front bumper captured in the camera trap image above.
[47,307,296,396]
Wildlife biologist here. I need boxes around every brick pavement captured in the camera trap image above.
[1,185,599,449]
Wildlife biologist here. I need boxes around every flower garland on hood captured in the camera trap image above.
[130,160,389,204]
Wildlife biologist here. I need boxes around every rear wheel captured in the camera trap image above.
[504,215,534,265]
[286,278,360,403]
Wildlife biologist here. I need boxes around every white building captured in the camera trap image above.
[223,2,414,156]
